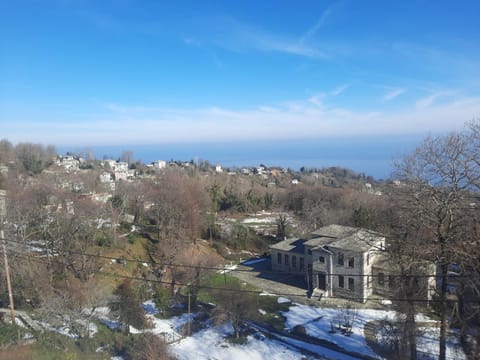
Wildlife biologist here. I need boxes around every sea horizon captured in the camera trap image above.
[58,136,424,180]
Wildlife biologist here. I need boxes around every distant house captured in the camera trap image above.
[153,160,167,169]
[99,172,113,183]
[270,225,387,303]
[0,189,6,218]
[56,155,80,171]
[215,165,223,173]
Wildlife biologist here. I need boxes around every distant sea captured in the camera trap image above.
[59,136,424,180]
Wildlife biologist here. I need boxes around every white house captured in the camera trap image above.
[56,155,80,171]
[0,189,6,218]
[153,160,167,169]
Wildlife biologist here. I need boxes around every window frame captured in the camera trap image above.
[348,277,355,291]
[338,253,344,266]
[378,272,385,286]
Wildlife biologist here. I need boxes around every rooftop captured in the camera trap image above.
[273,224,384,254]
[326,229,384,253]
[270,237,306,254]
[311,224,357,239]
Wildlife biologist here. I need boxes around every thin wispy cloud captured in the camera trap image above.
[5,94,479,146]
[331,84,349,96]
[415,90,458,109]
[184,16,327,59]
[383,87,406,101]
[299,4,334,44]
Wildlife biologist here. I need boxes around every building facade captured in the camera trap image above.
[270,225,386,302]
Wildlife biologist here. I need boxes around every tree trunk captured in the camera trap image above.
[407,300,417,360]
[439,262,449,360]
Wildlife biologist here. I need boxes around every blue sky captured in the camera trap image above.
[1,0,480,148]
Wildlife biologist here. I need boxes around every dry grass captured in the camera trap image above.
[0,345,33,360]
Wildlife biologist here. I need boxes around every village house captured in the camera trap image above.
[271,224,390,303]
[153,160,167,169]
[0,189,6,218]
[56,155,80,171]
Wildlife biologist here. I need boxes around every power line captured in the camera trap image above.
[4,247,476,304]
[3,237,466,279]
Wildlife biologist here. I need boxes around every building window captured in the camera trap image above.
[308,249,312,255]
[338,253,344,266]
[292,255,297,268]
[388,275,395,288]
[378,272,385,286]
[348,257,354,268]
[284,254,289,266]
[366,252,370,265]
[319,256,325,263]
[277,253,282,265]
[338,275,344,288]
[299,257,305,271]
[348,278,355,291]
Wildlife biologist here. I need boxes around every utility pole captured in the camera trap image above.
[1,229,15,325]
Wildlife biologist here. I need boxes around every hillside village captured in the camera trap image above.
[0,136,479,360]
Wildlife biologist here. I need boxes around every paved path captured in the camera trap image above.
[230,259,327,307]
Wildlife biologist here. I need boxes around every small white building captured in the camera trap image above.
[0,189,6,218]
[99,172,113,183]
[153,160,167,169]
[57,155,80,171]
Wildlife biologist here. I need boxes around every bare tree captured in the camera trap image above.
[14,142,56,174]
[125,333,173,360]
[380,205,433,360]
[0,139,15,164]
[393,131,474,360]
[212,280,256,339]
[175,247,223,306]
[120,150,135,166]
[110,279,147,333]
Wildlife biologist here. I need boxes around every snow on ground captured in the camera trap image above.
[242,217,277,224]
[282,303,467,360]
[277,296,292,304]
[217,264,238,274]
[142,300,160,315]
[283,304,393,358]
[253,327,364,360]
[171,323,307,360]
[417,327,467,360]
[31,299,467,360]
[92,307,121,331]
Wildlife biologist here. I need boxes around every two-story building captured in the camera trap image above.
[270,224,385,302]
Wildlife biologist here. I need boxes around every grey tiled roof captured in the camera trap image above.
[269,237,306,254]
[271,225,384,254]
